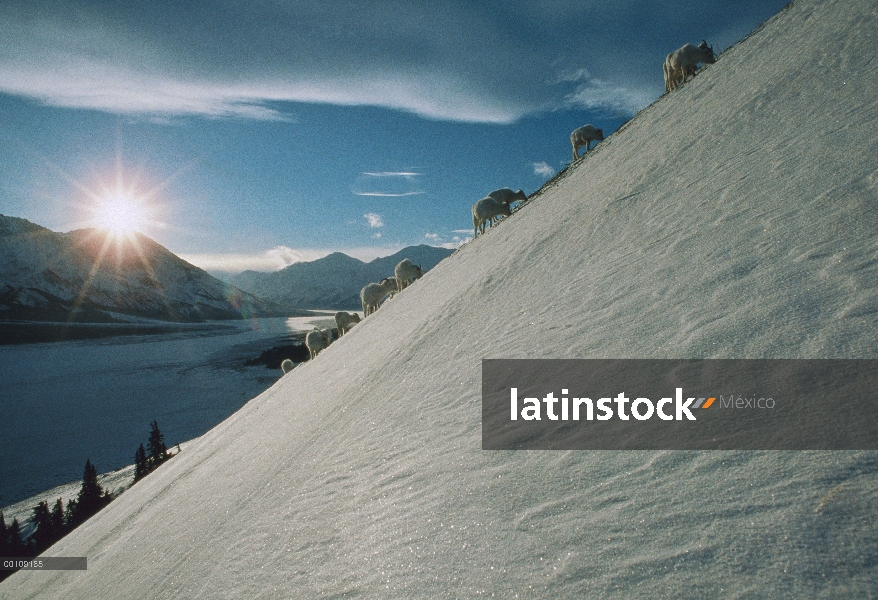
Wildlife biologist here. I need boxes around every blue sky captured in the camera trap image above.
[0,0,789,274]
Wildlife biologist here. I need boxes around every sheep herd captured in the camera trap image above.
[278,257,426,371]
[281,40,716,372]
[471,39,715,238]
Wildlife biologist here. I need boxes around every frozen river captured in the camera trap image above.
[0,314,336,507]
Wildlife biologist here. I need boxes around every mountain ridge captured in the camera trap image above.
[0,215,293,322]
[229,244,454,309]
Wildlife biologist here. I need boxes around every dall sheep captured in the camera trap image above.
[571,125,604,161]
[334,311,361,335]
[394,258,423,292]
[486,188,527,224]
[664,41,715,92]
[487,188,527,208]
[360,277,398,316]
[305,328,330,360]
[472,197,511,238]
[280,359,295,374]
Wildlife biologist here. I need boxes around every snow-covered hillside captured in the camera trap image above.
[229,245,453,310]
[0,217,288,322]
[4,0,878,597]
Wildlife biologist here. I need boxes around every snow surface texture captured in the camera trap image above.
[4,0,878,596]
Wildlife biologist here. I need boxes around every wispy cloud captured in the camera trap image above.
[354,171,425,197]
[355,191,426,197]
[532,161,555,178]
[440,235,470,249]
[0,3,532,123]
[364,213,384,228]
[559,68,652,117]
[363,172,420,177]
[425,232,470,249]
[0,1,786,122]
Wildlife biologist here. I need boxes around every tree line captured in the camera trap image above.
[1,421,173,582]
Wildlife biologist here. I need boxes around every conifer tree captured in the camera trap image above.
[78,459,103,510]
[51,498,65,537]
[64,498,78,528]
[68,459,112,527]
[134,443,148,482]
[6,518,25,555]
[31,500,54,552]
[147,421,167,469]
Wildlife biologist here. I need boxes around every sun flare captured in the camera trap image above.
[92,194,147,235]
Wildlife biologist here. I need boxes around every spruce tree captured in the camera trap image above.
[69,459,111,527]
[64,498,78,527]
[51,498,66,537]
[6,518,25,555]
[134,443,148,482]
[31,500,54,552]
[147,421,167,469]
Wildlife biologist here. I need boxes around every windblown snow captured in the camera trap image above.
[4,0,878,597]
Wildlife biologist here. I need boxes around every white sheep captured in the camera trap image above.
[486,188,527,224]
[487,188,527,208]
[472,197,512,237]
[334,311,361,335]
[663,61,696,92]
[394,258,423,292]
[360,277,398,316]
[571,125,604,161]
[280,359,295,374]
[664,41,715,92]
[305,328,330,359]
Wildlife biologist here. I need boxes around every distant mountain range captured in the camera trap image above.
[228,245,454,310]
[0,214,290,323]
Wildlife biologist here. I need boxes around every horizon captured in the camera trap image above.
[0,0,789,275]
[0,211,451,279]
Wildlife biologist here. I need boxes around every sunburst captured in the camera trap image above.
[64,162,179,322]
[91,193,148,237]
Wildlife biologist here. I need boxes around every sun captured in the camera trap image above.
[92,194,147,236]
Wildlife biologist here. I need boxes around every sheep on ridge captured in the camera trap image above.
[663,40,715,92]
[472,197,511,238]
[486,188,527,224]
[335,311,361,335]
[571,125,604,161]
[488,188,527,209]
[394,258,423,292]
[305,328,330,360]
[280,359,295,374]
[361,277,398,316]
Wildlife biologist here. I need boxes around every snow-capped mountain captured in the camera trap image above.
[0,215,288,322]
[229,245,454,309]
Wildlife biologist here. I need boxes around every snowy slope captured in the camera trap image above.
[4,0,878,597]
[0,216,288,322]
[229,245,453,310]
